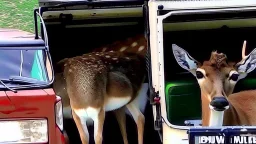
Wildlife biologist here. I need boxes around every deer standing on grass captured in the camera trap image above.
[172,41,256,126]
[54,34,147,144]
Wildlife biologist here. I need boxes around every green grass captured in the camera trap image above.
[0,0,38,33]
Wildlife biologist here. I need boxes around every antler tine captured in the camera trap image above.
[242,40,247,59]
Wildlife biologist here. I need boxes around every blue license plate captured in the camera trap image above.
[188,127,256,144]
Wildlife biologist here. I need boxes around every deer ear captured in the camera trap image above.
[236,48,256,79]
[172,44,200,76]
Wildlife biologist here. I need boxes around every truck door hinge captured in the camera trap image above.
[149,87,162,131]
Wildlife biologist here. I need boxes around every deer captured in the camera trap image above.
[172,41,256,126]
[53,34,147,144]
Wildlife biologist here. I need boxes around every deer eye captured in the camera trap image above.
[196,71,204,79]
[229,73,239,81]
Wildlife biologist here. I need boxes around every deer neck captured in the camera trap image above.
[201,91,226,127]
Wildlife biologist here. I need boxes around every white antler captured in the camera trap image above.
[242,40,247,59]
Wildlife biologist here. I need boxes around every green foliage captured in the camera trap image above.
[0,0,38,33]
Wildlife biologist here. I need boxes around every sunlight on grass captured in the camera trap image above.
[0,0,38,33]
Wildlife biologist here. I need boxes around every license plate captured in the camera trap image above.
[188,127,256,144]
[0,121,23,143]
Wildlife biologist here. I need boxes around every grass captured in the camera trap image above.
[0,0,38,33]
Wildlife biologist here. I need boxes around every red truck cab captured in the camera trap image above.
[0,30,66,144]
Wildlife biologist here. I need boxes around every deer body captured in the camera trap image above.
[62,51,146,144]
[54,71,134,143]
[172,41,256,126]
[93,34,147,57]
[54,34,147,144]
[54,70,137,119]
[223,90,256,125]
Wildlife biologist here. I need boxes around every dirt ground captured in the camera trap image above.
[0,28,34,39]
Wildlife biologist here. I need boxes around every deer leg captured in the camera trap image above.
[72,110,89,144]
[126,101,145,144]
[114,107,129,144]
[93,108,105,144]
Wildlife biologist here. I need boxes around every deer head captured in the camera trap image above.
[172,41,256,126]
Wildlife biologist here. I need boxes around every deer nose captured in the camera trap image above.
[210,97,229,111]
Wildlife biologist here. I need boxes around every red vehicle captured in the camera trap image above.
[0,28,67,143]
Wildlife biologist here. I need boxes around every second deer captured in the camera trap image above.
[54,34,147,144]
[172,41,256,126]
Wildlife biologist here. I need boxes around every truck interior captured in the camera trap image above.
[162,11,256,126]
[39,1,162,144]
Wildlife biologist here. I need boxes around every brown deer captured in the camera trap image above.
[53,34,147,144]
[172,41,256,126]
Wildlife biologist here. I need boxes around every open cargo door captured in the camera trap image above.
[147,0,256,144]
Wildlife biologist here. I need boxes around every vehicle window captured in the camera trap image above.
[0,49,48,82]
[30,50,48,81]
